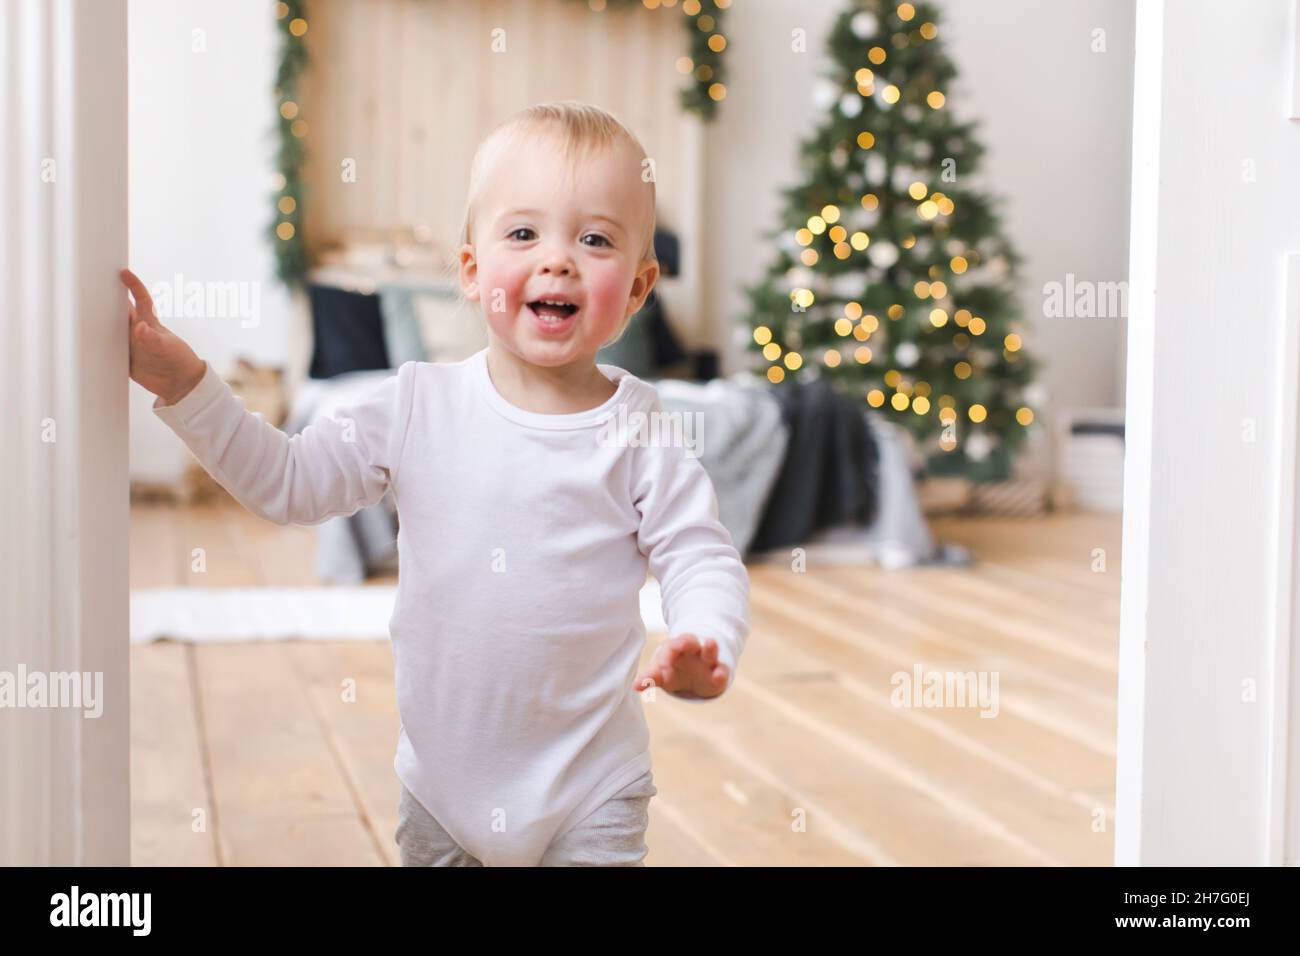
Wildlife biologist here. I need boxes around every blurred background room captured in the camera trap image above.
[127,0,1132,866]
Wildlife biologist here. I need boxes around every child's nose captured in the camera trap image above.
[537,248,575,276]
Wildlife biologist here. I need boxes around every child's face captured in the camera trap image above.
[459,129,659,372]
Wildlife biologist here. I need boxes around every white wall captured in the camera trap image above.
[128,0,293,481]
[704,0,1135,481]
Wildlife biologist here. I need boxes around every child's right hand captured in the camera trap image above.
[120,268,208,406]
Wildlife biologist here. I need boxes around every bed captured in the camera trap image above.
[286,258,962,584]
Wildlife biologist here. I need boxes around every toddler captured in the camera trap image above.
[121,101,750,867]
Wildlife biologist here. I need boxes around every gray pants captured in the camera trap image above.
[395,770,657,867]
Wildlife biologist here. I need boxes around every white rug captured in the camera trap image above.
[130,580,666,643]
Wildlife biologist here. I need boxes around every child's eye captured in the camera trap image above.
[581,233,611,248]
[508,227,536,241]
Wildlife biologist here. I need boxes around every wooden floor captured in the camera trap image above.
[130,499,1121,866]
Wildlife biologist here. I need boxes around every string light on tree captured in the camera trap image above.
[743,0,1040,483]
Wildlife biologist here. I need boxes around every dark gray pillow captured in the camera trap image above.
[598,303,656,378]
[307,284,390,379]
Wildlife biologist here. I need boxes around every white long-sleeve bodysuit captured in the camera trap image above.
[153,347,750,866]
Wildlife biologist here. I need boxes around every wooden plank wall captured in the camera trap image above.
[299,0,695,271]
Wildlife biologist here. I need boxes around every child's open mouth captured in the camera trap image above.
[527,299,580,334]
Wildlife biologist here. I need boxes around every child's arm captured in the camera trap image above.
[630,398,751,703]
[122,269,413,526]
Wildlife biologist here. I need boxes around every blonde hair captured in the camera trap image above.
[460,101,657,265]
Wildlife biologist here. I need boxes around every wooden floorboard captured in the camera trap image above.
[130,500,1122,865]
[129,642,218,866]
[193,642,384,866]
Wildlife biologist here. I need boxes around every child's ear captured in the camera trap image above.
[625,259,660,318]
[459,243,480,301]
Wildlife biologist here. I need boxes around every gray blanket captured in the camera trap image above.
[653,374,788,556]
[284,370,400,585]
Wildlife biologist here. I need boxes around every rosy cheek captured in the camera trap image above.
[476,262,528,318]
[586,267,632,321]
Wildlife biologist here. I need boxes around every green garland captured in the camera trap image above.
[270,0,727,289]
[270,0,309,288]
[579,0,730,119]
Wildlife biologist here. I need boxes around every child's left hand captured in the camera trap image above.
[634,634,730,701]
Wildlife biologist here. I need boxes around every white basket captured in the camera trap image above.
[1057,407,1125,513]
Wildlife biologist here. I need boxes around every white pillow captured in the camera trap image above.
[414,290,487,363]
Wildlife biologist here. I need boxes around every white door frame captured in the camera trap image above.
[1116,0,1300,866]
[0,0,129,865]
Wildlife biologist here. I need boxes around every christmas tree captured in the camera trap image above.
[743,0,1041,483]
